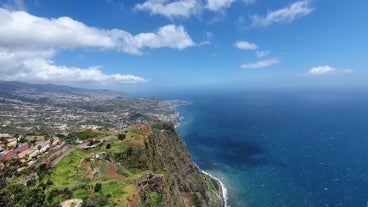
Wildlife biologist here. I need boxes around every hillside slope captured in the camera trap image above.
[0,123,223,207]
[144,123,224,206]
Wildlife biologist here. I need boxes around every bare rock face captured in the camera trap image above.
[135,172,165,194]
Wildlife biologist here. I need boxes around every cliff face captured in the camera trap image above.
[139,123,224,207]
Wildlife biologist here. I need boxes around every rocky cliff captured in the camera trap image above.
[138,122,224,207]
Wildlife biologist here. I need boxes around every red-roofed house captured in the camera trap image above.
[0,144,29,160]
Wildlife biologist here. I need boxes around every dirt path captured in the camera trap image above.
[60,199,83,207]
[51,143,87,166]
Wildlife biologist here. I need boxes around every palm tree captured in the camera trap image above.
[0,137,8,149]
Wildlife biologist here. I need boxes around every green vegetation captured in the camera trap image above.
[67,129,104,140]
[118,133,126,140]
[51,149,89,186]
[0,124,223,207]
[106,143,111,149]
[135,134,141,140]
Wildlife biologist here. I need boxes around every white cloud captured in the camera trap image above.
[304,65,353,76]
[307,65,335,75]
[135,25,195,50]
[234,41,258,50]
[135,0,242,17]
[241,58,281,69]
[135,0,201,18]
[256,50,269,57]
[252,0,314,27]
[0,9,195,54]
[0,8,196,85]
[0,48,146,84]
[206,0,236,11]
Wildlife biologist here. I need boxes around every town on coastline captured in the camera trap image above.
[0,81,183,171]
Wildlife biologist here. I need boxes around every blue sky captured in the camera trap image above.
[0,0,367,93]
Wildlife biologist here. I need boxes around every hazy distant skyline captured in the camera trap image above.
[0,0,367,93]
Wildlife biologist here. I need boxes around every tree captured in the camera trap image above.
[22,188,46,207]
[126,147,133,157]
[106,143,111,149]
[94,183,102,192]
[83,194,107,207]
[56,134,66,139]
[0,137,8,148]
[118,133,126,140]
[19,136,27,144]
[30,138,36,146]
[44,134,52,140]
[0,184,26,207]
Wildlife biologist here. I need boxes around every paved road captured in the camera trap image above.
[50,135,115,166]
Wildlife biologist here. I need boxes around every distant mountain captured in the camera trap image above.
[0,81,125,100]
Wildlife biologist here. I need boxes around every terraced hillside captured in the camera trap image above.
[0,123,223,207]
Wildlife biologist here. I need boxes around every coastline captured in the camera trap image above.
[174,102,228,207]
[195,164,229,207]
[171,100,191,129]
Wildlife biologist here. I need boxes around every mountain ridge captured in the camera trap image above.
[0,81,125,100]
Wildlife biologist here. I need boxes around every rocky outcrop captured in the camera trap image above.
[135,172,165,194]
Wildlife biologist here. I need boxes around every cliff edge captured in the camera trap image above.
[141,122,224,207]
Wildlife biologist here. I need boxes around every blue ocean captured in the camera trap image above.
[172,90,368,207]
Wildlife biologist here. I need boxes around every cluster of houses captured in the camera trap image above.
[0,133,62,165]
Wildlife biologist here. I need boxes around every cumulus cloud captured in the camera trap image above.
[252,0,314,27]
[0,9,195,54]
[234,41,258,50]
[0,8,196,85]
[0,48,146,84]
[241,58,281,69]
[135,0,201,18]
[304,65,353,76]
[135,25,195,50]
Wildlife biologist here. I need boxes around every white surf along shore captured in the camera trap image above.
[173,102,229,207]
[196,164,230,207]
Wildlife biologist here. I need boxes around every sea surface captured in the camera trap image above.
[171,90,368,207]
